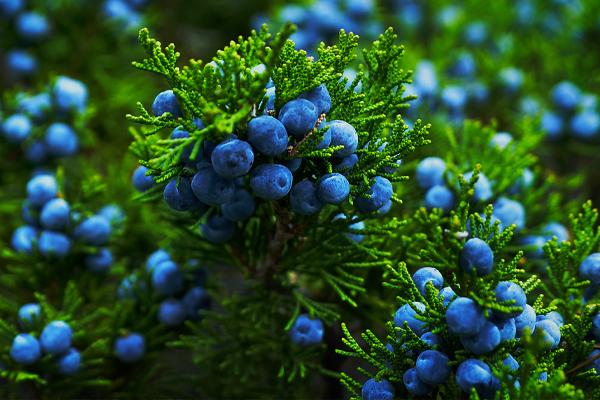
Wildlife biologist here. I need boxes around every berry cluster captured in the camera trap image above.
[11,172,120,273]
[1,76,88,164]
[135,82,395,244]
[10,308,80,375]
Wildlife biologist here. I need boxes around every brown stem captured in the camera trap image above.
[566,345,600,375]
[288,113,327,157]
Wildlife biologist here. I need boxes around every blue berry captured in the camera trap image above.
[45,123,79,157]
[456,359,493,395]
[263,86,276,111]
[579,253,600,285]
[27,174,58,207]
[152,90,182,118]
[117,274,140,299]
[592,313,600,340]
[551,81,581,110]
[412,267,444,296]
[493,197,525,232]
[201,215,236,243]
[158,298,186,326]
[163,177,203,212]
[509,168,534,195]
[495,317,516,342]
[2,114,31,143]
[460,238,494,276]
[439,286,457,307]
[39,231,71,257]
[278,99,318,138]
[41,321,73,355]
[494,281,526,318]
[170,127,194,162]
[403,367,432,396]
[290,180,323,215]
[416,157,446,189]
[464,21,487,44]
[98,204,126,228]
[18,303,41,327]
[152,260,183,296]
[425,185,454,212]
[535,319,561,349]
[460,321,501,354]
[498,67,524,93]
[346,219,365,243]
[247,115,289,156]
[490,132,513,149]
[463,171,493,202]
[542,222,569,242]
[282,157,302,172]
[541,111,563,139]
[25,141,48,164]
[132,166,155,192]
[250,164,293,200]
[514,304,536,337]
[222,188,256,221]
[75,215,111,245]
[377,200,393,215]
[182,287,210,320]
[290,314,323,346]
[588,350,600,374]
[58,348,81,375]
[114,333,145,363]
[539,311,564,327]
[441,85,467,110]
[11,225,37,254]
[328,120,359,157]
[420,332,440,347]
[211,139,254,178]
[85,248,113,273]
[361,378,394,400]
[450,53,476,78]
[416,349,450,385]
[446,297,486,336]
[0,0,24,15]
[571,110,600,139]
[414,60,438,96]
[521,235,547,259]
[355,176,393,213]
[19,92,51,121]
[40,198,70,230]
[191,166,235,205]
[503,354,519,372]
[316,173,350,205]
[334,154,359,172]
[16,12,49,40]
[298,84,331,115]
[146,249,170,272]
[10,333,41,365]
[394,302,427,334]
[6,49,37,75]
[54,76,88,113]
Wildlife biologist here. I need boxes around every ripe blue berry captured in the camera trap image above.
[413,60,438,96]
[460,238,494,276]
[580,253,600,285]
[98,204,126,228]
[27,174,57,207]
[10,333,41,365]
[283,157,302,172]
[152,260,183,296]
[416,157,446,189]
[39,231,71,257]
[163,177,203,212]
[298,84,331,115]
[334,154,359,172]
[132,165,155,192]
[58,348,81,375]
[250,163,293,200]
[490,132,513,149]
[542,222,569,242]
[211,139,254,178]
[316,173,350,205]
[0,0,24,15]
[361,378,394,400]
[85,248,113,273]
[117,274,140,299]
[571,110,600,139]
[2,113,31,143]
[592,313,600,340]
[460,321,501,354]
[45,123,79,157]
[412,267,444,296]
[25,141,48,164]
[328,120,358,157]
[290,314,323,346]
[75,215,111,245]
[514,304,536,337]
[115,333,145,363]
[158,298,186,326]
[463,171,492,202]
[191,166,235,205]
[182,287,210,320]
[551,81,581,110]
[420,331,440,347]
[11,225,37,254]
[201,215,236,243]
[19,92,51,121]
[221,188,256,221]
[521,235,547,259]
[446,297,486,336]
[247,115,289,156]
[425,185,454,212]
[16,12,49,40]
[278,99,318,138]
[403,367,432,396]
[439,286,457,307]
[394,302,427,334]
[53,76,88,112]
[538,311,564,327]
[354,176,393,213]
[535,319,561,349]
[290,180,323,215]
[416,350,450,385]
[495,317,516,342]
[494,281,526,318]
[456,359,493,395]
[146,249,170,272]
[498,67,524,93]
[588,350,600,374]
[441,85,467,110]
[18,303,41,327]
[41,321,73,355]
[152,90,182,118]
[541,111,563,139]
[40,198,70,230]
